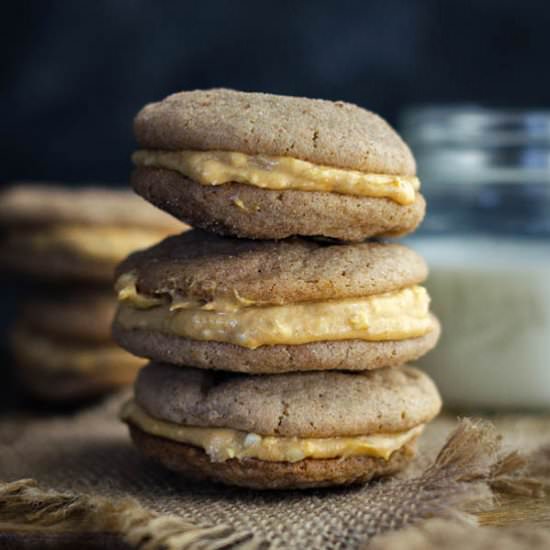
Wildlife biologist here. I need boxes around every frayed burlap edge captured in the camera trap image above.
[0,419,546,550]
[0,479,265,550]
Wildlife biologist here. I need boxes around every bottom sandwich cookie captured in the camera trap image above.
[121,363,441,489]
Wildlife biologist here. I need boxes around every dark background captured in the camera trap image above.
[0,0,549,409]
[2,0,550,185]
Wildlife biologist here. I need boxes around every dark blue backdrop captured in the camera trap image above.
[1,0,549,184]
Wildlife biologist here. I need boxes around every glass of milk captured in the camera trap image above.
[400,107,550,410]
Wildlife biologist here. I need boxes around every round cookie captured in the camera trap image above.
[11,322,143,402]
[0,184,186,283]
[129,428,416,490]
[113,320,440,374]
[115,230,428,306]
[20,290,117,343]
[131,168,425,242]
[113,230,440,373]
[134,89,415,173]
[18,362,136,402]
[123,363,442,489]
[0,230,124,282]
[131,88,425,241]
[135,363,441,436]
[0,184,182,229]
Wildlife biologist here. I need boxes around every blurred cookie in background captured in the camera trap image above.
[11,320,144,402]
[0,184,185,283]
[20,289,118,343]
[0,183,188,405]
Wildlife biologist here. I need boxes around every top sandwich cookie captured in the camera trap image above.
[0,184,186,283]
[131,89,425,241]
[113,230,440,373]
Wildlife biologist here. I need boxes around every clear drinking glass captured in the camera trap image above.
[400,107,550,410]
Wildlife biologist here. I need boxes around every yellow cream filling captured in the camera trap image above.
[116,272,166,309]
[132,150,420,205]
[115,271,260,312]
[20,225,171,262]
[115,279,432,349]
[122,400,423,463]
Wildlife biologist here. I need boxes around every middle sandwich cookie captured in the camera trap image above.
[113,230,440,373]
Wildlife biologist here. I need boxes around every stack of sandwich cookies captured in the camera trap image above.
[116,89,442,489]
[0,184,184,401]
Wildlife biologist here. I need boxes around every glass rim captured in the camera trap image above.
[401,104,550,146]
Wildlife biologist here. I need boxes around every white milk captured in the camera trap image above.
[411,236,550,409]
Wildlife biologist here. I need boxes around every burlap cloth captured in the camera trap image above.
[1,393,550,549]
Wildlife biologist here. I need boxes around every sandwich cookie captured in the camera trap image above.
[122,363,442,489]
[21,290,118,343]
[11,322,143,401]
[0,184,186,283]
[131,88,425,241]
[113,230,440,373]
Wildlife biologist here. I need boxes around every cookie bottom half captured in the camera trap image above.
[132,167,426,242]
[129,425,417,490]
[113,316,440,374]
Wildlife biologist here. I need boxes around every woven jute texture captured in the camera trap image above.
[1,393,549,550]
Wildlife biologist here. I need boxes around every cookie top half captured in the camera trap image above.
[134,363,441,438]
[116,230,427,306]
[0,184,182,230]
[134,89,415,175]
